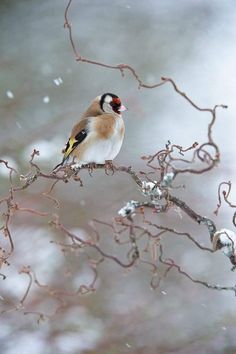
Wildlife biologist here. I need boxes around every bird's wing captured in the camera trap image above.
[63,113,117,160]
[53,113,117,170]
[52,119,90,170]
[62,118,90,163]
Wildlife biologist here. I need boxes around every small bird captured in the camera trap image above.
[54,93,127,170]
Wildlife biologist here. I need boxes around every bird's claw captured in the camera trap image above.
[86,162,97,176]
[105,160,114,175]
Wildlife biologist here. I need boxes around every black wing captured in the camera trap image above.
[53,129,87,170]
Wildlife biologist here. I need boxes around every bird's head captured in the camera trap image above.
[99,93,127,115]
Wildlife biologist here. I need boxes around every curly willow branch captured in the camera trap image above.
[0,0,235,319]
[64,0,227,179]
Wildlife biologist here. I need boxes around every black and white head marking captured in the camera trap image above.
[100,93,122,114]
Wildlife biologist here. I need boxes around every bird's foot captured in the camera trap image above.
[85,162,97,176]
[105,160,115,175]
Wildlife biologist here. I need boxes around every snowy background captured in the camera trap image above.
[1,0,236,353]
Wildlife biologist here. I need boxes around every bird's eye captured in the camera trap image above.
[110,97,121,108]
[110,100,121,113]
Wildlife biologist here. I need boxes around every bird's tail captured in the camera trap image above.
[52,156,69,172]
[52,136,77,172]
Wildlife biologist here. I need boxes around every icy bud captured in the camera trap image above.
[142,181,162,198]
[118,200,140,218]
[212,228,236,258]
[161,172,175,187]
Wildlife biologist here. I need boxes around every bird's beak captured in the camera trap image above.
[119,105,128,112]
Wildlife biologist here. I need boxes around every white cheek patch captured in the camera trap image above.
[103,102,113,114]
[104,95,113,104]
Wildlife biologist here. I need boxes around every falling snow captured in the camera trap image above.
[125,343,132,348]
[43,96,50,103]
[6,90,14,99]
[15,121,22,129]
[53,77,63,86]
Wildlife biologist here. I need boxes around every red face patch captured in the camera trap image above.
[112,97,121,105]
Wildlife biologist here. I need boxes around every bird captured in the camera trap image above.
[53,93,127,170]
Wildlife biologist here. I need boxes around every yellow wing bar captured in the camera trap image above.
[63,137,77,162]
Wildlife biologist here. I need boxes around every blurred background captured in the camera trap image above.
[1,0,236,353]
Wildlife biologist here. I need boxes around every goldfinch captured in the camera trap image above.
[54,93,127,169]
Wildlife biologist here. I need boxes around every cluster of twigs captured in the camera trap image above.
[1,0,236,321]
